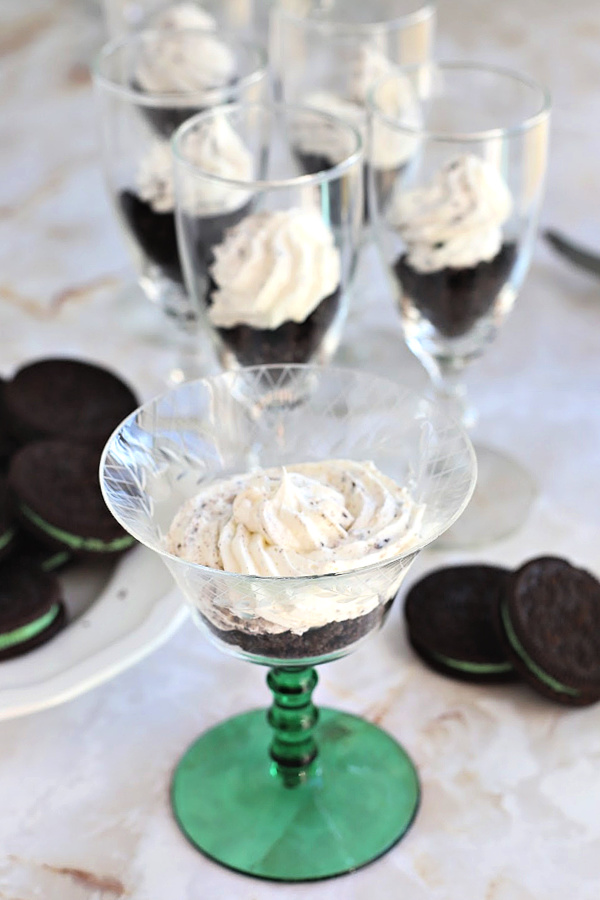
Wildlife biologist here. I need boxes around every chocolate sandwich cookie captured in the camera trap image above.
[499,556,600,706]
[9,440,135,558]
[404,564,515,682]
[4,358,138,447]
[0,561,66,661]
[0,475,17,562]
[15,532,73,573]
[0,378,18,466]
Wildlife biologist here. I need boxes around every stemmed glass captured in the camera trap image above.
[93,28,268,383]
[101,364,476,881]
[269,0,435,225]
[369,62,551,546]
[172,102,364,369]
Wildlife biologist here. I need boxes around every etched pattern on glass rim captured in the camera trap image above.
[101,365,476,664]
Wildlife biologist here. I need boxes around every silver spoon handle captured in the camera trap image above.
[545,229,600,277]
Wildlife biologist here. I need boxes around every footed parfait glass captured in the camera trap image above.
[172,102,364,370]
[93,28,267,383]
[101,365,475,881]
[369,62,551,546]
[269,0,436,301]
[270,0,435,221]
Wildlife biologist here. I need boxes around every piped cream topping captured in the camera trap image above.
[166,460,424,633]
[390,153,513,272]
[149,2,217,31]
[208,208,341,330]
[135,26,235,95]
[136,113,253,214]
[167,460,423,576]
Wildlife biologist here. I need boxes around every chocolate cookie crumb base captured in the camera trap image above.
[131,79,208,138]
[209,284,341,366]
[394,242,517,338]
[120,191,182,284]
[202,597,394,659]
[120,195,255,290]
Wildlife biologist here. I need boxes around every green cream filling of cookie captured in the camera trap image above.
[19,505,135,553]
[501,601,580,697]
[0,526,17,552]
[41,551,72,573]
[0,604,60,650]
[430,650,513,675]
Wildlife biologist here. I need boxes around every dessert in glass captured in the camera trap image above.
[171,102,363,369]
[101,364,476,881]
[269,0,435,223]
[369,62,550,546]
[93,27,267,382]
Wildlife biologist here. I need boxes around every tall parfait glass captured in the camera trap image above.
[269,0,436,264]
[369,62,551,546]
[172,102,364,369]
[93,27,268,383]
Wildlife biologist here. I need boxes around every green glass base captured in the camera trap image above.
[171,707,420,882]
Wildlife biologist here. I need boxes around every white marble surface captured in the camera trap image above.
[1,0,600,897]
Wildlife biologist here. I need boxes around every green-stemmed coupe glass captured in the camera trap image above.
[100,364,475,881]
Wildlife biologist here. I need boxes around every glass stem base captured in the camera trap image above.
[435,443,537,549]
[171,668,420,882]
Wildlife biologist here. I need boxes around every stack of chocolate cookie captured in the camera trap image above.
[0,358,139,660]
[404,557,600,707]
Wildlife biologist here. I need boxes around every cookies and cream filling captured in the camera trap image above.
[389,153,513,272]
[207,208,341,330]
[134,23,235,95]
[135,112,253,215]
[166,460,424,634]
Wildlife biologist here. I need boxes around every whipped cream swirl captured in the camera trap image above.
[149,2,217,31]
[167,460,423,576]
[135,26,235,95]
[166,460,424,633]
[208,208,341,330]
[136,113,253,214]
[390,154,513,272]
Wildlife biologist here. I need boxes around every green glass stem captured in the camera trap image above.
[171,666,421,880]
[267,667,319,786]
